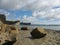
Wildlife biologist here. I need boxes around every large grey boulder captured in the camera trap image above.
[30,28,47,38]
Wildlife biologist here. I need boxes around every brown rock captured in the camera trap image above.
[30,28,47,38]
[21,27,28,30]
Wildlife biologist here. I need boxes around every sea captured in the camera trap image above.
[21,25,60,30]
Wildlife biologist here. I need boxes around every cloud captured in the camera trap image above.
[0,0,60,24]
[22,7,60,24]
[24,0,60,11]
[0,0,60,10]
[0,9,21,21]
[22,14,60,24]
[22,15,36,22]
[0,9,10,16]
[6,14,21,21]
[33,8,60,20]
[22,15,41,24]
[0,0,36,10]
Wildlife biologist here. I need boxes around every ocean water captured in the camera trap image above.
[21,25,60,30]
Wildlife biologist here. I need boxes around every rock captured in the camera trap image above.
[21,27,28,30]
[0,14,6,23]
[2,38,17,45]
[0,32,9,44]
[30,28,47,38]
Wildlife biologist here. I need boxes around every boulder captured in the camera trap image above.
[30,28,47,38]
[21,27,28,30]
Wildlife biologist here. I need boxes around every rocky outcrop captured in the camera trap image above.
[0,14,20,45]
[30,28,47,38]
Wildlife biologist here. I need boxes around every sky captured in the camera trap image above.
[0,0,60,24]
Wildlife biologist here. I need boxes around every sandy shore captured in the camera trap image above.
[14,29,60,45]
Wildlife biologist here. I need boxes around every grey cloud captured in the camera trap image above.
[0,0,60,10]
[0,0,36,10]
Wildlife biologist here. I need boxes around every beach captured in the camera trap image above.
[0,0,60,45]
[14,28,60,45]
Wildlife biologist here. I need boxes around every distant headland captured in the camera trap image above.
[20,22,31,25]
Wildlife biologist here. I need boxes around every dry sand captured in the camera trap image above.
[14,29,60,45]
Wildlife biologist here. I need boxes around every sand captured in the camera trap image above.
[14,29,60,45]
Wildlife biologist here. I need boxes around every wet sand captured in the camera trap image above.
[14,29,60,45]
